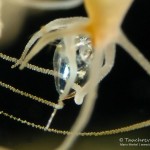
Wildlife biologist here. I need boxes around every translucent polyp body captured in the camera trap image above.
[53,36,93,95]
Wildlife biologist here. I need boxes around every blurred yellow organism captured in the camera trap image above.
[0,0,2,37]
[0,0,82,45]
[0,0,150,150]
[9,0,149,149]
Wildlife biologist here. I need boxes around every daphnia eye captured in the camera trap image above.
[53,36,94,95]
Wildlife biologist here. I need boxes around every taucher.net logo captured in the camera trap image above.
[119,138,150,147]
